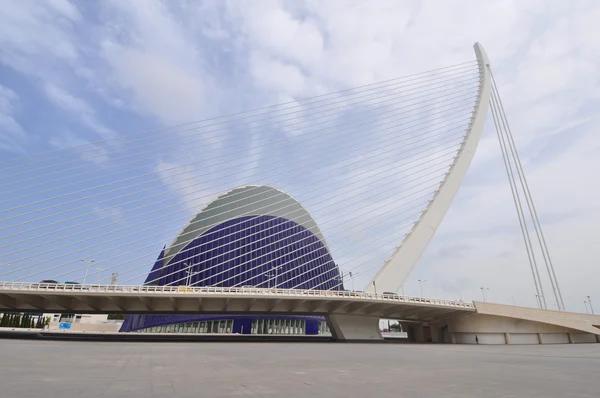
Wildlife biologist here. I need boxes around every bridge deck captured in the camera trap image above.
[0,283,474,322]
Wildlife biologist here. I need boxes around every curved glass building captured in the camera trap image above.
[121,185,343,335]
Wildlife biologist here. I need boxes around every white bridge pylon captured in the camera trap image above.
[366,43,491,294]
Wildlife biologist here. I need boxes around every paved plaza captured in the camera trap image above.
[1,339,599,397]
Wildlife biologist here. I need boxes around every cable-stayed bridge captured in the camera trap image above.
[0,43,598,343]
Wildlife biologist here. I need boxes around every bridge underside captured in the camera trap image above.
[0,288,474,341]
[1,290,599,343]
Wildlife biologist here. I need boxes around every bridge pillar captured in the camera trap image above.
[430,323,448,343]
[451,332,457,344]
[596,334,600,343]
[413,324,425,342]
[327,314,382,341]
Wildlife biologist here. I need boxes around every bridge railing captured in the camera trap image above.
[0,282,474,309]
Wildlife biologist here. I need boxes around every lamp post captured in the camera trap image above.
[584,300,590,314]
[273,265,282,289]
[266,271,275,289]
[372,280,377,295]
[587,296,594,315]
[480,287,489,303]
[340,271,354,291]
[80,258,95,285]
[183,262,194,286]
[418,279,427,298]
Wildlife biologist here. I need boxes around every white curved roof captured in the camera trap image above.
[163,185,330,266]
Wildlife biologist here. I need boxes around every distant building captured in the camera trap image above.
[121,185,343,335]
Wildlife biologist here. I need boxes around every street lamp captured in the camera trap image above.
[418,279,427,298]
[273,265,282,289]
[587,296,594,315]
[340,271,354,291]
[584,300,590,314]
[184,262,194,286]
[80,258,95,284]
[372,280,377,295]
[480,287,489,303]
[266,271,275,289]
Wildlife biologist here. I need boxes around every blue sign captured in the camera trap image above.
[59,323,72,329]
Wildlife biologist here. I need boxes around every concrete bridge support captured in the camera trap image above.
[447,312,600,345]
[326,314,382,341]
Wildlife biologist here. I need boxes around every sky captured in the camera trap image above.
[0,0,599,313]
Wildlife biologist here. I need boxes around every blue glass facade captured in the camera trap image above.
[121,215,342,334]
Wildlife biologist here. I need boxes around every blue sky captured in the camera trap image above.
[1,0,599,312]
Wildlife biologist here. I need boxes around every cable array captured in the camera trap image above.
[0,59,481,293]
[489,72,565,311]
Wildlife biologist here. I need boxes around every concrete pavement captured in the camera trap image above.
[1,340,599,397]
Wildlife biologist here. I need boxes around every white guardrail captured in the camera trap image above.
[0,282,475,309]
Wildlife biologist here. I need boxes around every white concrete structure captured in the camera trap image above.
[432,302,600,345]
[366,42,492,294]
[45,313,110,324]
[163,185,331,267]
[0,282,474,341]
[0,283,598,343]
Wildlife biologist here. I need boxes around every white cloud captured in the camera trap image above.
[0,1,80,74]
[46,0,81,21]
[98,0,218,124]
[0,84,28,152]
[43,82,93,115]
[155,160,218,214]
[43,82,115,139]
[49,132,110,164]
